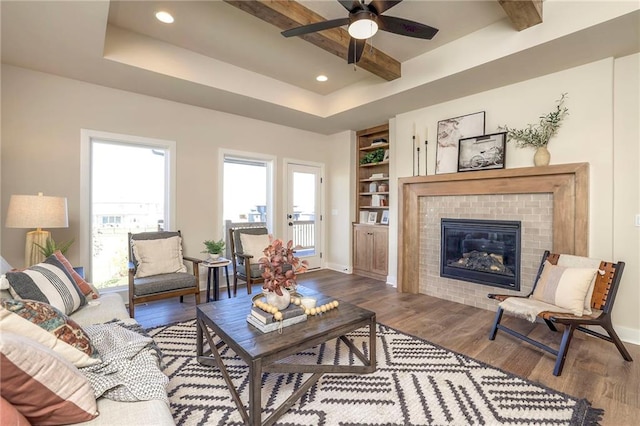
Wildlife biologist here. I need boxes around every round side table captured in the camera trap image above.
[201,258,232,301]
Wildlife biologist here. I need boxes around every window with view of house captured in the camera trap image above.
[81,130,175,290]
[222,153,274,235]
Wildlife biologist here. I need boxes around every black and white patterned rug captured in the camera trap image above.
[147,320,602,425]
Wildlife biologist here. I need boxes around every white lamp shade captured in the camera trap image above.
[348,18,378,39]
[5,193,69,229]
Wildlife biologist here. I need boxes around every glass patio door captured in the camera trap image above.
[285,162,322,269]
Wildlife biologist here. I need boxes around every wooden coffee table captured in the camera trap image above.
[196,286,376,426]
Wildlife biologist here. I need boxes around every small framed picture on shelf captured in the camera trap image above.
[383,149,390,161]
[359,211,369,224]
[381,210,389,225]
[367,211,378,224]
[457,132,506,172]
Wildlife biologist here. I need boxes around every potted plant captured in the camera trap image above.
[34,236,74,257]
[258,237,308,310]
[202,239,225,260]
[499,93,569,166]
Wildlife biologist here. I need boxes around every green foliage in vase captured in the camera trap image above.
[359,148,385,165]
[34,237,74,257]
[202,239,225,255]
[500,93,569,148]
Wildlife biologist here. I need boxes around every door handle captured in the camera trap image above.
[288,222,293,226]
[287,214,293,219]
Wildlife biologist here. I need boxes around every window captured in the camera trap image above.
[222,153,274,230]
[80,130,175,290]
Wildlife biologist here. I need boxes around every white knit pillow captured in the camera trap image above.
[531,261,597,316]
[239,233,270,260]
[132,236,187,278]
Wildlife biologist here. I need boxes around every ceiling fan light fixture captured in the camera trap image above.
[348,11,378,40]
[155,11,174,24]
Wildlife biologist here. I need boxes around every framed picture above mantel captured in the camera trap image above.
[457,132,506,172]
[435,111,485,174]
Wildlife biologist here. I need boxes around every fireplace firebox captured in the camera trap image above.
[440,219,521,290]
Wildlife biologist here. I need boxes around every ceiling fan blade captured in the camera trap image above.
[347,37,366,64]
[282,17,350,38]
[377,15,439,39]
[369,0,403,15]
[337,0,361,13]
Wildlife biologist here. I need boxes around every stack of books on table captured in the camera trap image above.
[202,257,229,266]
[246,304,307,333]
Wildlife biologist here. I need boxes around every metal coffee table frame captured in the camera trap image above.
[196,288,376,426]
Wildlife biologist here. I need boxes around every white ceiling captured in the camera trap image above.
[2,1,639,134]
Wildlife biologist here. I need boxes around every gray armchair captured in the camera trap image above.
[128,231,201,317]
[228,226,269,295]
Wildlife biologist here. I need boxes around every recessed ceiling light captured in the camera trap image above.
[155,11,174,24]
[316,75,328,82]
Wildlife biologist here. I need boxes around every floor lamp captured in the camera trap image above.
[5,192,69,267]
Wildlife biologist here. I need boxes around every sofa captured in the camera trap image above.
[0,254,175,425]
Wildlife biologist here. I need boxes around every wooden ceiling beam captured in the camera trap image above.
[498,0,543,31]
[224,0,401,81]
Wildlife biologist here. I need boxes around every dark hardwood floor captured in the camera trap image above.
[133,269,639,426]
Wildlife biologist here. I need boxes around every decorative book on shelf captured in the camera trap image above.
[250,304,305,324]
[246,312,307,333]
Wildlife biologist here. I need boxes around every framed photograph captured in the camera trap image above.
[367,211,378,224]
[383,149,390,161]
[381,210,389,225]
[457,132,506,172]
[435,111,485,174]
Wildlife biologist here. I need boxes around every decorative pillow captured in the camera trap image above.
[52,250,99,300]
[132,236,187,278]
[6,255,86,315]
[0,299,100,367]
[240,233,270,260]
[531,261,598,316]
[556,254,603,314]
[0,332,98,425]
[0,397,31,426]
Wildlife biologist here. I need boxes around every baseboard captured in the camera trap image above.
[616,324,640,345]
[326,262,351,274]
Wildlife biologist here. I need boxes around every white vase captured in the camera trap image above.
[534,146,551,166]
[209,254,220,261]
[264,287,291,310]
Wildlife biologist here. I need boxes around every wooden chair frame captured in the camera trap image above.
[488,250,633,376]
[228,226,267,296]
[128,230,201,317]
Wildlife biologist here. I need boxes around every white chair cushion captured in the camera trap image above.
[132,236,187,278]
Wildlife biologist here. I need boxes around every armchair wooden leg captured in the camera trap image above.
[489,307,503,340]
[554,324,576,376]
[604,324,634,361]
[129,301,135,318]
[195,289,201,305]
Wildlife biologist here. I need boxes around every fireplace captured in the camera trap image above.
[440,219,521,290]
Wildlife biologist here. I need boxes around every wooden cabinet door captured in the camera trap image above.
[353,225,371,271]
[370,227,388,276]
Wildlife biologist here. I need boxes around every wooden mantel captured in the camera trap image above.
[397,163,589,293]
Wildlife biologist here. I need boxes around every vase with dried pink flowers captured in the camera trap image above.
[258,237,308,310]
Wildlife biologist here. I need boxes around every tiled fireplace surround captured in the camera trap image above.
[398,163,589,312]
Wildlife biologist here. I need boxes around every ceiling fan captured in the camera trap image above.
[281,0,439,64]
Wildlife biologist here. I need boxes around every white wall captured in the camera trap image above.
[324,130,355,273]
[391,56,640,343]
[0,65,351,277]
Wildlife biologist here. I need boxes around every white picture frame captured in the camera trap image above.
[383,149,390,161]
[381,210,389,225]
[367,211,378,224]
